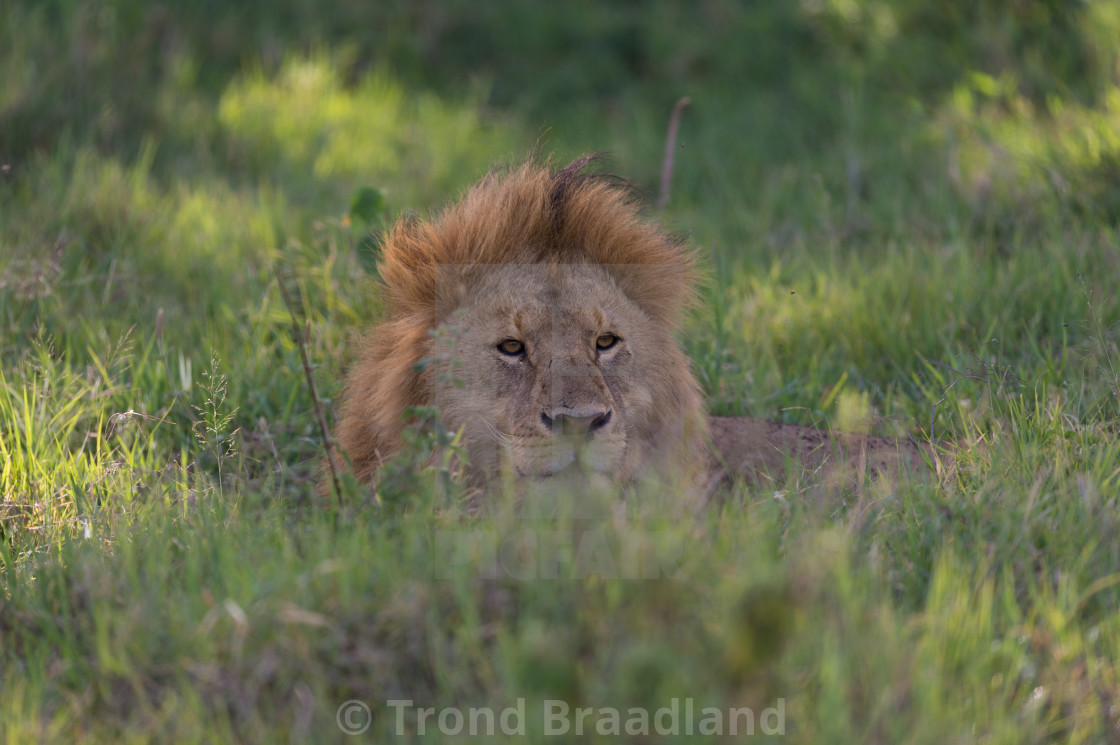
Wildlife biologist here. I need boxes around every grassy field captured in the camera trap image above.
[3,1,1120,742]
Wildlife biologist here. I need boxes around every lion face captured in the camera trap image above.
[433,263,669,484]
[333,157,710,495]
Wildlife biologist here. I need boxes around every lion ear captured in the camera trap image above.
[598,254,696,331]
[610,263,695,329]
[433,267,472,321]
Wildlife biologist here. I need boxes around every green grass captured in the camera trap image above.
[3,1,1120,742]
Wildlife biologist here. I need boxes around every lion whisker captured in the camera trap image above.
[476,417,514,449]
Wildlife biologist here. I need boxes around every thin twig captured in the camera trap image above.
[657,96,691,210]
[276,269,344,509]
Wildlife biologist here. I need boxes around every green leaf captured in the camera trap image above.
[348,186,387,225]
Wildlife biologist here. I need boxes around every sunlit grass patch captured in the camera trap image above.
[939,76,1120,221]
[219,53,516,208]
[0,335,194,557]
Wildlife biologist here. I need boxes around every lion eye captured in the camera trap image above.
[595,333,618,350]
[498,339,525,356]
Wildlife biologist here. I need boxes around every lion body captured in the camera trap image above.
[335,157,934,498]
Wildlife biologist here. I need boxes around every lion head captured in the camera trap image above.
[335,156,710,492]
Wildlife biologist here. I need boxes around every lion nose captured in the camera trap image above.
[541,410,612,436]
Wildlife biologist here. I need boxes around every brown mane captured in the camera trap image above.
[335,157,699,484]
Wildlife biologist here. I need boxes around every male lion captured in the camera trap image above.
[334,157,936,500]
